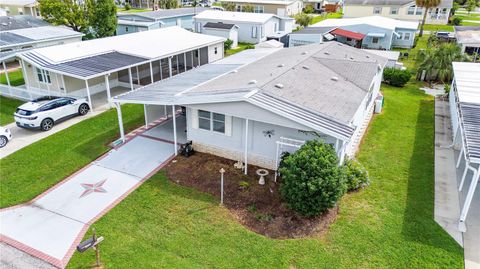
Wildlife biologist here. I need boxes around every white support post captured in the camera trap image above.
[184,53,187,72]
[197,49,201,67]
[136,66,140,85]
[115,102,125,142]
[244,118,249,175]
[164,105,167,118]
[159,60,163,80]
[2,62,11,87]
[61,74,67,95]
[459,163,475,191]
[168,57,172,78]
[274,142,280,182]
[339,140,346,165]
[144,105,148,128]
[172,105,177,156]
[191,51,194,68]
[42,69,51,95]
[335,138,339,152]
[85,79,93,111]
[128,67,133,91]
[459,169,480,232]
[149,62,154,84]
[456,147,464,168]
[105,74,111,107]
[176,55,179,72]
[20,59,30,91]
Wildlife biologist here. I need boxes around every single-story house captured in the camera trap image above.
[255,39,284,48]
[449,62,480,232]
[0,25,84,89]
[0,0,41,18]
[219,0,303,16]
[2,27,225,108]
[194,10,294,44]
[116,7,210,35]
[111,42,388,173]
[203,22,240,48]
[0,15,49,31]
[454,26,480,56]
[343,0,452,25]
[362,49,401,69]
[288,26,336,47]
[309,16,419,49]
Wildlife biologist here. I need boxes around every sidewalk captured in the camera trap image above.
[0,118,176,268]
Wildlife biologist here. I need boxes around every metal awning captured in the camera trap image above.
[367,32,386,38]
[330,28,365,40]
[459,102,480,164]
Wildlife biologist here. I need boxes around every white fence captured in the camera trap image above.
[0,84,81,101]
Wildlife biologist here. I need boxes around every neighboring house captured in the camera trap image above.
[194,10,294,44]
[288,26,336,47]
[1,27,225,107]
[362,49,402,68]
[219,0,303,16]
[305,16,418,49]
[0,15,49,31]
[203,22,239,48]
[0,0,41,18]
[0,25,83,86]
[448,62,480,232]
[343,0,452,25]
[454,26,480,56]
[116,7,210,35]
[111,42,388,172]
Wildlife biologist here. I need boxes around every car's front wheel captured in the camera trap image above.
[40,118,54,131]
[0,135,8,148]
[78,103,89,116]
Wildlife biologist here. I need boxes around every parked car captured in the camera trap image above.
[0,126,12,148]
[436,31,455,42]
[14,96,90,131]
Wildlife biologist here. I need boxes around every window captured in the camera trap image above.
[346,37,352,42]
[254,5,264,13]
[404,32,411,40]
[35,8,40,16]
[36,68,51,84]
[195,22,202,33]
[396,32,403,39]
[236,5,242,12]
[198,110,226,134]
[372,37,379,43]
[252,26,257,38]
[415,7,422,15]
[373,7,382,14]
[18,7,23,15]
[390,7,398,15]
[125,26,129,32]
[214,47,218,54]
[407,5,415,15]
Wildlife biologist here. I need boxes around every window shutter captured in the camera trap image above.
[192,109,199,129]
[225,115,232,136]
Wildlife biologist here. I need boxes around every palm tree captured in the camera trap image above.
[416,0,441,37]
[417,43,469,83]
[295,13,313,28]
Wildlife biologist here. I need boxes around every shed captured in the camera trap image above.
[203,22,239,48]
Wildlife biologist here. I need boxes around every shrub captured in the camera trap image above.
[279,140,347,217]
[304,5,315,14]
[295,13,313,27]
[124,2,131,10]
[245,44,255,49]
[383,68,411,87]
[451,16,462,26]
[343,159,369,191]
[224,39,233,50]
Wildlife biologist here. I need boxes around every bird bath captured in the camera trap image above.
[256,169,269,185]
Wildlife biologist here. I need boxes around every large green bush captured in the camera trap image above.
[383,68,411,87]
[343,159,369,191]
[279,140,347,217]
[224,39,233,51]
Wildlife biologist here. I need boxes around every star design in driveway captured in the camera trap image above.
[79,179,107,198]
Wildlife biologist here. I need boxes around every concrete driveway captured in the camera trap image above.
[0,121,176,268]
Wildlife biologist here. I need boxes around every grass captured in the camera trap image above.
[393,34,429,71]
[0,69,25,86]
[422,24,454,32]
[225,42,253,56]
[0,96,23,125]
[67,82,463,268]
[310,11,343,24]
[117,7,151,13]
[0,104,145,208]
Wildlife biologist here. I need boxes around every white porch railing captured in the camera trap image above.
[0,84,74,101]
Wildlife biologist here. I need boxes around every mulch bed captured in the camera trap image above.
[163,152,338,239]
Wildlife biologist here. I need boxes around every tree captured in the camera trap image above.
[158,0,177,9]
[243,4,254,12]
[295,13,313,28]
[466,0,478,14]
[221,1,236,11]
[417,43,469,83]
[279,140,347,217]
[39,0,117,39]
[416,0,441,37]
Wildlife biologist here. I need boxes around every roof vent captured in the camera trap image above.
[324,51,330,55]
[302,51,308,55]
[331,76,339,81]
[366,55,370,58]
[349,57,354,60]
[249,79,257,84]
[230,70,238,74]
[277,63,284,67]
[275,83,284,89]
[302,66,310,70]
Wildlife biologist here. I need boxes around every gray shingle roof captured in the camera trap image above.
[0,15,49,31]
[0,32,33,46]
[118,7,209,20]
[291,26,336,35]
[204,22,236,30]
[344,0,452,7]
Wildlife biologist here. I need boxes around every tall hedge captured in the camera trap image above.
[279,140,347,217]
[383,67,411,87]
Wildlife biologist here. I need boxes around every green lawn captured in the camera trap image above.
[0,96,23,125]
[393,34,429,71]
[422,24,454,32]
[0,69,25,86]
[226,42,253,56]
[310,11,343,24]
[117,7,151,13]
[0,104,145,208]
[67,83,463,268]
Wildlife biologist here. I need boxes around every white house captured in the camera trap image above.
[194,10,294,44]
[454,26,480,56]
[219,0,303,16]
[2,27,225,108]
[202,22,240,48]
[0,0,41,18]
[448,62,480,232]
[343,0,453,25]
[111,42,388,173]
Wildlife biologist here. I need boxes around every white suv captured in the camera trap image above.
[0,126,12,148]
[14,96,90,131]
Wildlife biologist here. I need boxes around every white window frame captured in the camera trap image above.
[415,7,422,15]
[390,7,399,15]
[396,32,403,39]
[17,7,23,15]
[407,5,415,15]
[373,7,382,14]
[404,32,411,40]
[252,26,258,38]
[254,5,264,13]
[193,109,231,136]
[372,37,379,44]
[36,68,51,84]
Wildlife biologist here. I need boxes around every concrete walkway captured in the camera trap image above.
[434,99,480,269]
[0,118,176,268]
